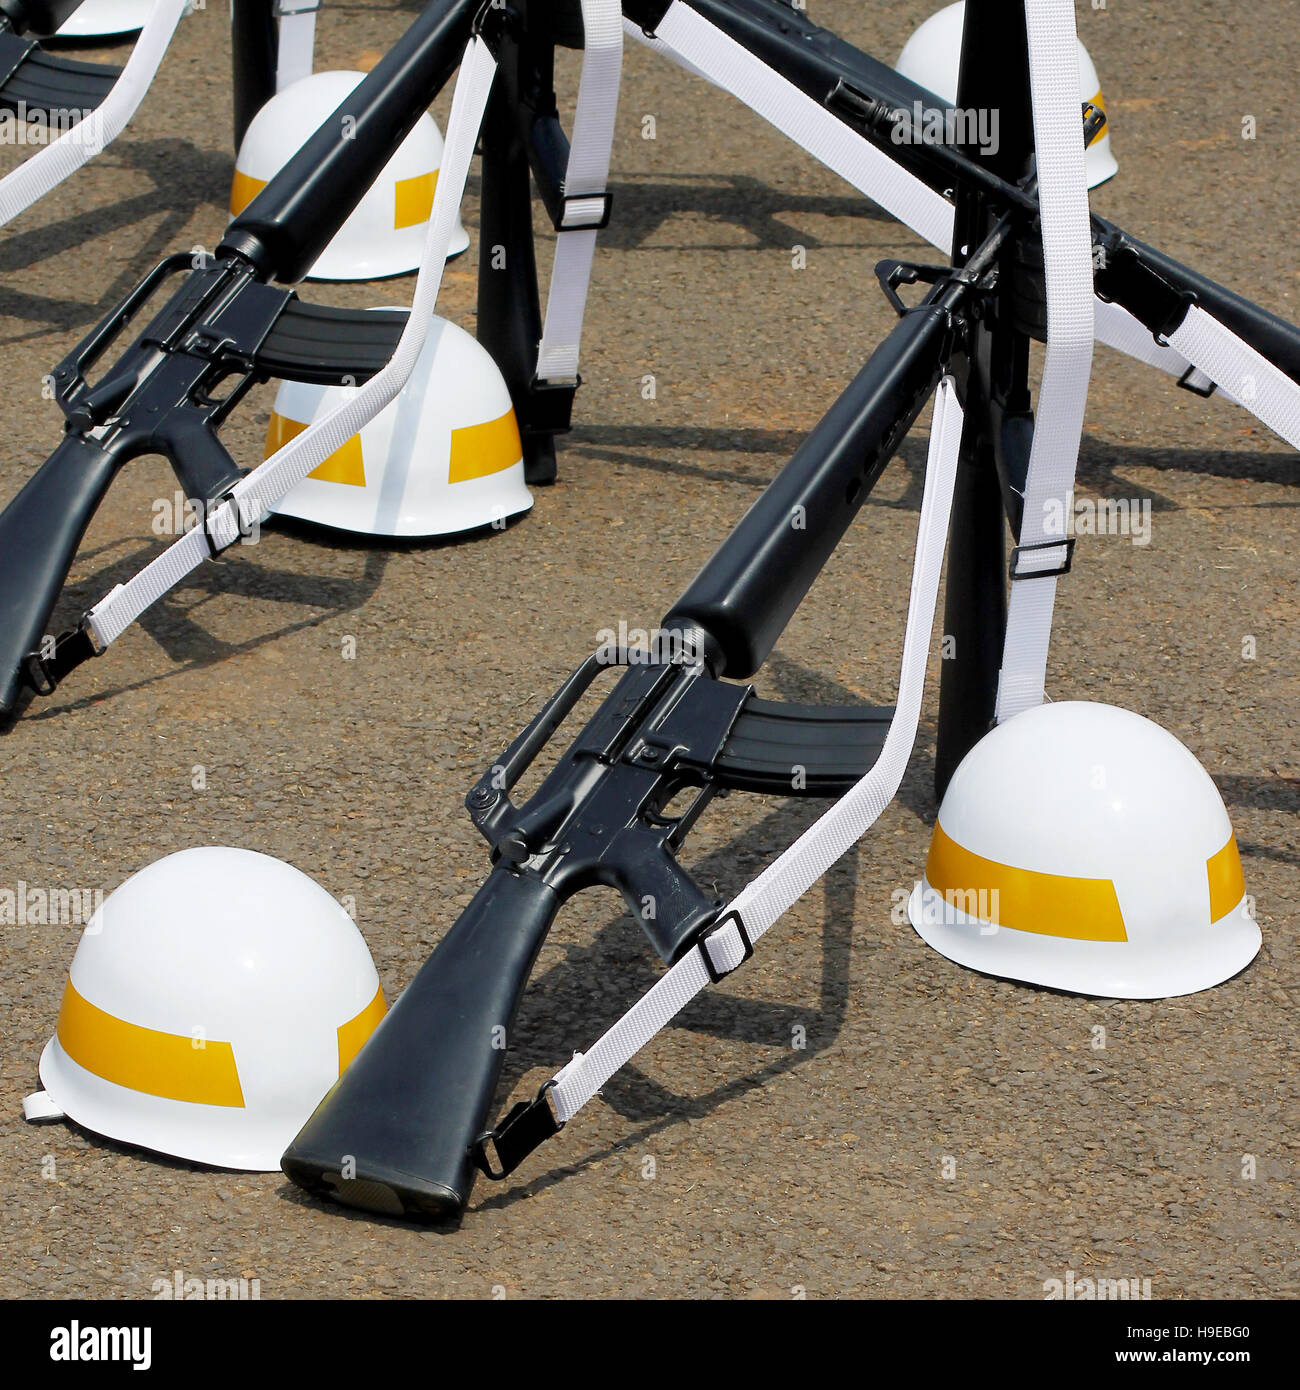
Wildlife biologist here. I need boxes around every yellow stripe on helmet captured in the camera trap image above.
[1206,835,1245,922]
[56,981,246,1108]
[394,170,437,230]
[336,986,387,1075]
[1085,89,1107,148]
[265,411,367,487]
[230,169,269,218]
[448,408,522,484]
[926,820,1128,942]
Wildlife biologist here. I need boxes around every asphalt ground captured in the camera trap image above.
[0,0,1295,1300]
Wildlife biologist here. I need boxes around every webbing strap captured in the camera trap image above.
[549,376,965,1125]
[274,0,319,92]
[993,0,1095,724]
[1166,304,1300,450]
[83,34,499,649]
[534,0,623,384]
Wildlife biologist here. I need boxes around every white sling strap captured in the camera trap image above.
[550,374,964,1125]
[0,0,187,227]
[993,0,1095,724]
[83,33,500,649]
[274,0,319,92]
[533,0,623,385]
[546,0,1110,1132]
[624,8,1226,397]
[648,1,957,253]
[1166,305,1300,450]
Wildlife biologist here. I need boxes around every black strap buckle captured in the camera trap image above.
[1094,243,1196,346]
[202,489,256,560]
[21,622,99,698]
[470,1080,563,1181]
[525,373,581,433]
[1177,364,1217,399]
[1009,536,1075,581]
[698,909,754,984]
[558,190,613,232]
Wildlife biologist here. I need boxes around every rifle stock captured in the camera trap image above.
[0,434,118,714]
[283,866,562,1218]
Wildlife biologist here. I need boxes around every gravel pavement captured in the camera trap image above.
[0,0,1294,1300]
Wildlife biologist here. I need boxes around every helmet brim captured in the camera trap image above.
[54,0,151,38]
[38,1038,302,1171]
[270,482,533,538]
[305,224,471,283]
[907,882,1261,999]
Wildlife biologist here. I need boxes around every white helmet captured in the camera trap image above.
[54,0,150,37]
[266,312,533,537]
[895,2,1118,188]
[907,702,1259,999]
[23,847,386,1170]
[230,70,469,281]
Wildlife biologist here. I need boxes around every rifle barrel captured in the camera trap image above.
[220,0,479,283]
[664,301,955,678]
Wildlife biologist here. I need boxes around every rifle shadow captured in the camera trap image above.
[567,424,1299,509]
[20,528,391,723]
[0,140,234,346]
[1216,775,1300,870]
[591,171,897,253]
[21,507,534,723]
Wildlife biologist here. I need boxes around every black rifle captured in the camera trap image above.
[4,0,1296,733]
[0,0,638,717]
[0,0,483,718]
[280,0,1300,1221]
[282,266,960,1217]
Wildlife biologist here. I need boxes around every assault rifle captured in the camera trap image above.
[1,0,1297,1219]
[3,0,1294,730]
[280,2,1300,1219]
